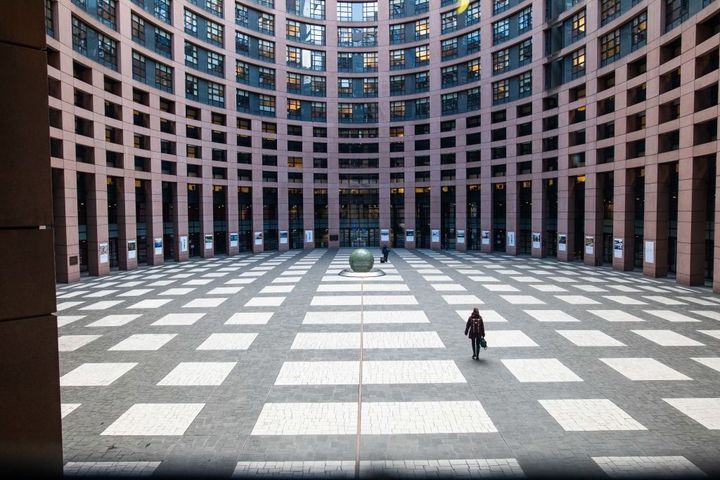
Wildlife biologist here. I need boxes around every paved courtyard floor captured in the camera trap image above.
[55,249,720,479]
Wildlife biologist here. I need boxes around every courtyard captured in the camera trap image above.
[56,249,720,479]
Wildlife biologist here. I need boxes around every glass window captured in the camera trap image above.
[441,38,457,60]
[97,0,117,29]
[236,89,249,111]
[631,11,647,50]
[206,20,223,46]
[185,42,198,67]
[600,29,620,65]
[441,11,457,34]
[287,99,301,118]
[571,9,586,41]
[258,39,275,60]
[415,71,428,91]
[132,51,146,81]
[492,79,509,103]
[466,1,480,25]
[390,49,405,68]
[466,29,480,52]
[493,49,509,74]
[442,93,458,114]
[518,7,532,32]
[235,3,248,25]
[415,18,429,40]
[184,10,197,34]
[236,60,249,83]
[258,94,276,115]
[311,101,326,121]
[518,71,532,97]
[186,74,199,99]
[207,50,224,76]
[154,62,173,92]
[259,67,275,89]
[571,47,585,78]
[415,44,430,64]
[467,58,481,80]
[518,39,532,65]
[600,0,620,25]
[363,77,378,96]
[390,101,405,120]
[208,82,224,106]
[442,65,458,87]
[259,13,274,34]
[493,0,509,15]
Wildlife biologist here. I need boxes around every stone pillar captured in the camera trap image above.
[556,175,572,261]
[480,178,492,253]
[327,171,340,248]
[404,185,416,249]
[86,173,110,276]
[0,1,63,475]
[430,171,441,250]
[117,176,138,271]
[52,168,81,282]
[505,179,518,255]
[584,173,603,266]
[676,156,708,285]
[175,181,190,262]
[277,173,289,252]
[145,179,165,265]
[252,182,264,253]
[303,180,315,249]
[531,178,544,258]
[455,178,468,252]
[613,169,635,271]
[227,180,239,256]
[714,164,720,293]
[199,181,214,258]
[643,162,671,277]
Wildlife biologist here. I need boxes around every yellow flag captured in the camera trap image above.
[457,0,470,13]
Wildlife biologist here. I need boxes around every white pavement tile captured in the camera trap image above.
[196,333,258,350]
[423,275,454,282]
[431,284,468,292]
[592,456,706,479]
[58,335,102,352]
[226,312,274,325]
[456,310,507,323]
[117,289,154,297]
[484,330,538,347]
[643,296,687,305]
[663,398,720,429]
[530,284,568,293]
[469,276,500,282]
[158,362,236,386]
[61,363,138,386]
[85,289,119,298]
[679,297,719,306]
[644,310,701,322]
[271,277,302,284]
[601,358,692,381]
[291,331,444,349]
[691,310,720,321]
[183,298,228,308]
[556,330,626,347]
[207,287,243,295]
[80,300,124,311]
[303,311,429,324]
[101,403,205,435]
[61,403,81,419]
[275,360,465,385]
[310,295,417,306]
[539,399,646,431]
[57,315,86,327]
[574,285,608,293]
[226,278,257,285]
[607,285,643,293]
[632,330,705,346]
[317,284,410,292]
[109,334,176,351]
[148,280,175,287]
[555,295,600,305]
[603,296,648,305]
[251,401,496,435]
[699,330,720,340]
[245,296,286,307]
[183,279,214,286]
[484,284,520,292]
[524,310,580,323]
[128,299,172,309]
[500,295,544,305]
[57,301,84,311]
[691,357,720,373]
[442,295,484,305]
[259,285,295,294]
[588,310,645,322]
[502,359,582,382]
[86,314,142,328]
[152,313,206,326]
[510,276,541,283]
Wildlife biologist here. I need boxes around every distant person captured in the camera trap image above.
[464,308,485,360]
[382,245,390,263]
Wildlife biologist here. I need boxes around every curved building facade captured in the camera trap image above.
[44,0,719,290]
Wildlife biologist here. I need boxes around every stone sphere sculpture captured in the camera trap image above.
[349,248,374,273]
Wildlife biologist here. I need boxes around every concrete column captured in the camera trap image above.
[327,172,340,248]
[227,181,239,257]
[303,181,315,249]
[430,173,441,251]
[531,179,544,258]
[0,2,63,475]
[557,176,572,261]
[714,164,720,293]
[117,176,138,271]
[86,173,110,276]
[277,174,289,252]
[584,173,603,266]
[52,168,81,282]
[505,180,518,256]
[480,178,492,253]
[146,179,165,265]
[175,181,190,262]
[676,156,709,285]
[643,162,671,277]
[404,185,416,249]
[455,181,468,252]
[613,169,635,271]
[252,183,264,253]
[200,181,214,258]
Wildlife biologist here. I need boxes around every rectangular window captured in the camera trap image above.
[518,39,532,65]
[631,11,647,50]
[518,71,532,97]
[493,49,509,74]
[258,94,276,115]
[601,0,620,25]
[600,29,620,65]
[571,9,586,41]
[236,60,249,83]
[518,7,532,32]
[492,79,509,104]
[571,47,586,78]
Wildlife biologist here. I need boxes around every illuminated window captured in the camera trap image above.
[571,10,586,41]
[415,44,430,64]
[492,79,509,103]
[493,49,509,74]
[571,47,585,78]
[287,99,301,118]
[415,18,429,40]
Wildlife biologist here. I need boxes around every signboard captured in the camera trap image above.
[179,235,188,253]
[98,242,109,264]
[305,230,313,243]
[254,231,263,246]
[431,229,440,243]
[204,234,213,250]
[558,234,567,252]
[532,233,541,250]
[279,231,288,244]
[584,236,594,256]
[229,232,239,248]
[644,240,655,264]
[456,230,465,244]
[380,228,390,242]
[481,230,490,245]
[405,229,415,243]
[153,237,163,256]
[613,238,624,259]
[127,240,137,260]
[507,231,515,247]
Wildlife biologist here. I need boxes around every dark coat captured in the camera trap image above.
[382,246,389,256]
[465,314,485,339]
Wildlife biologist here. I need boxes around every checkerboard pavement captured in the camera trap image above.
[55,249,720,478]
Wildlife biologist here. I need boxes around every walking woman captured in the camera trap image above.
[464,308,485,360]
